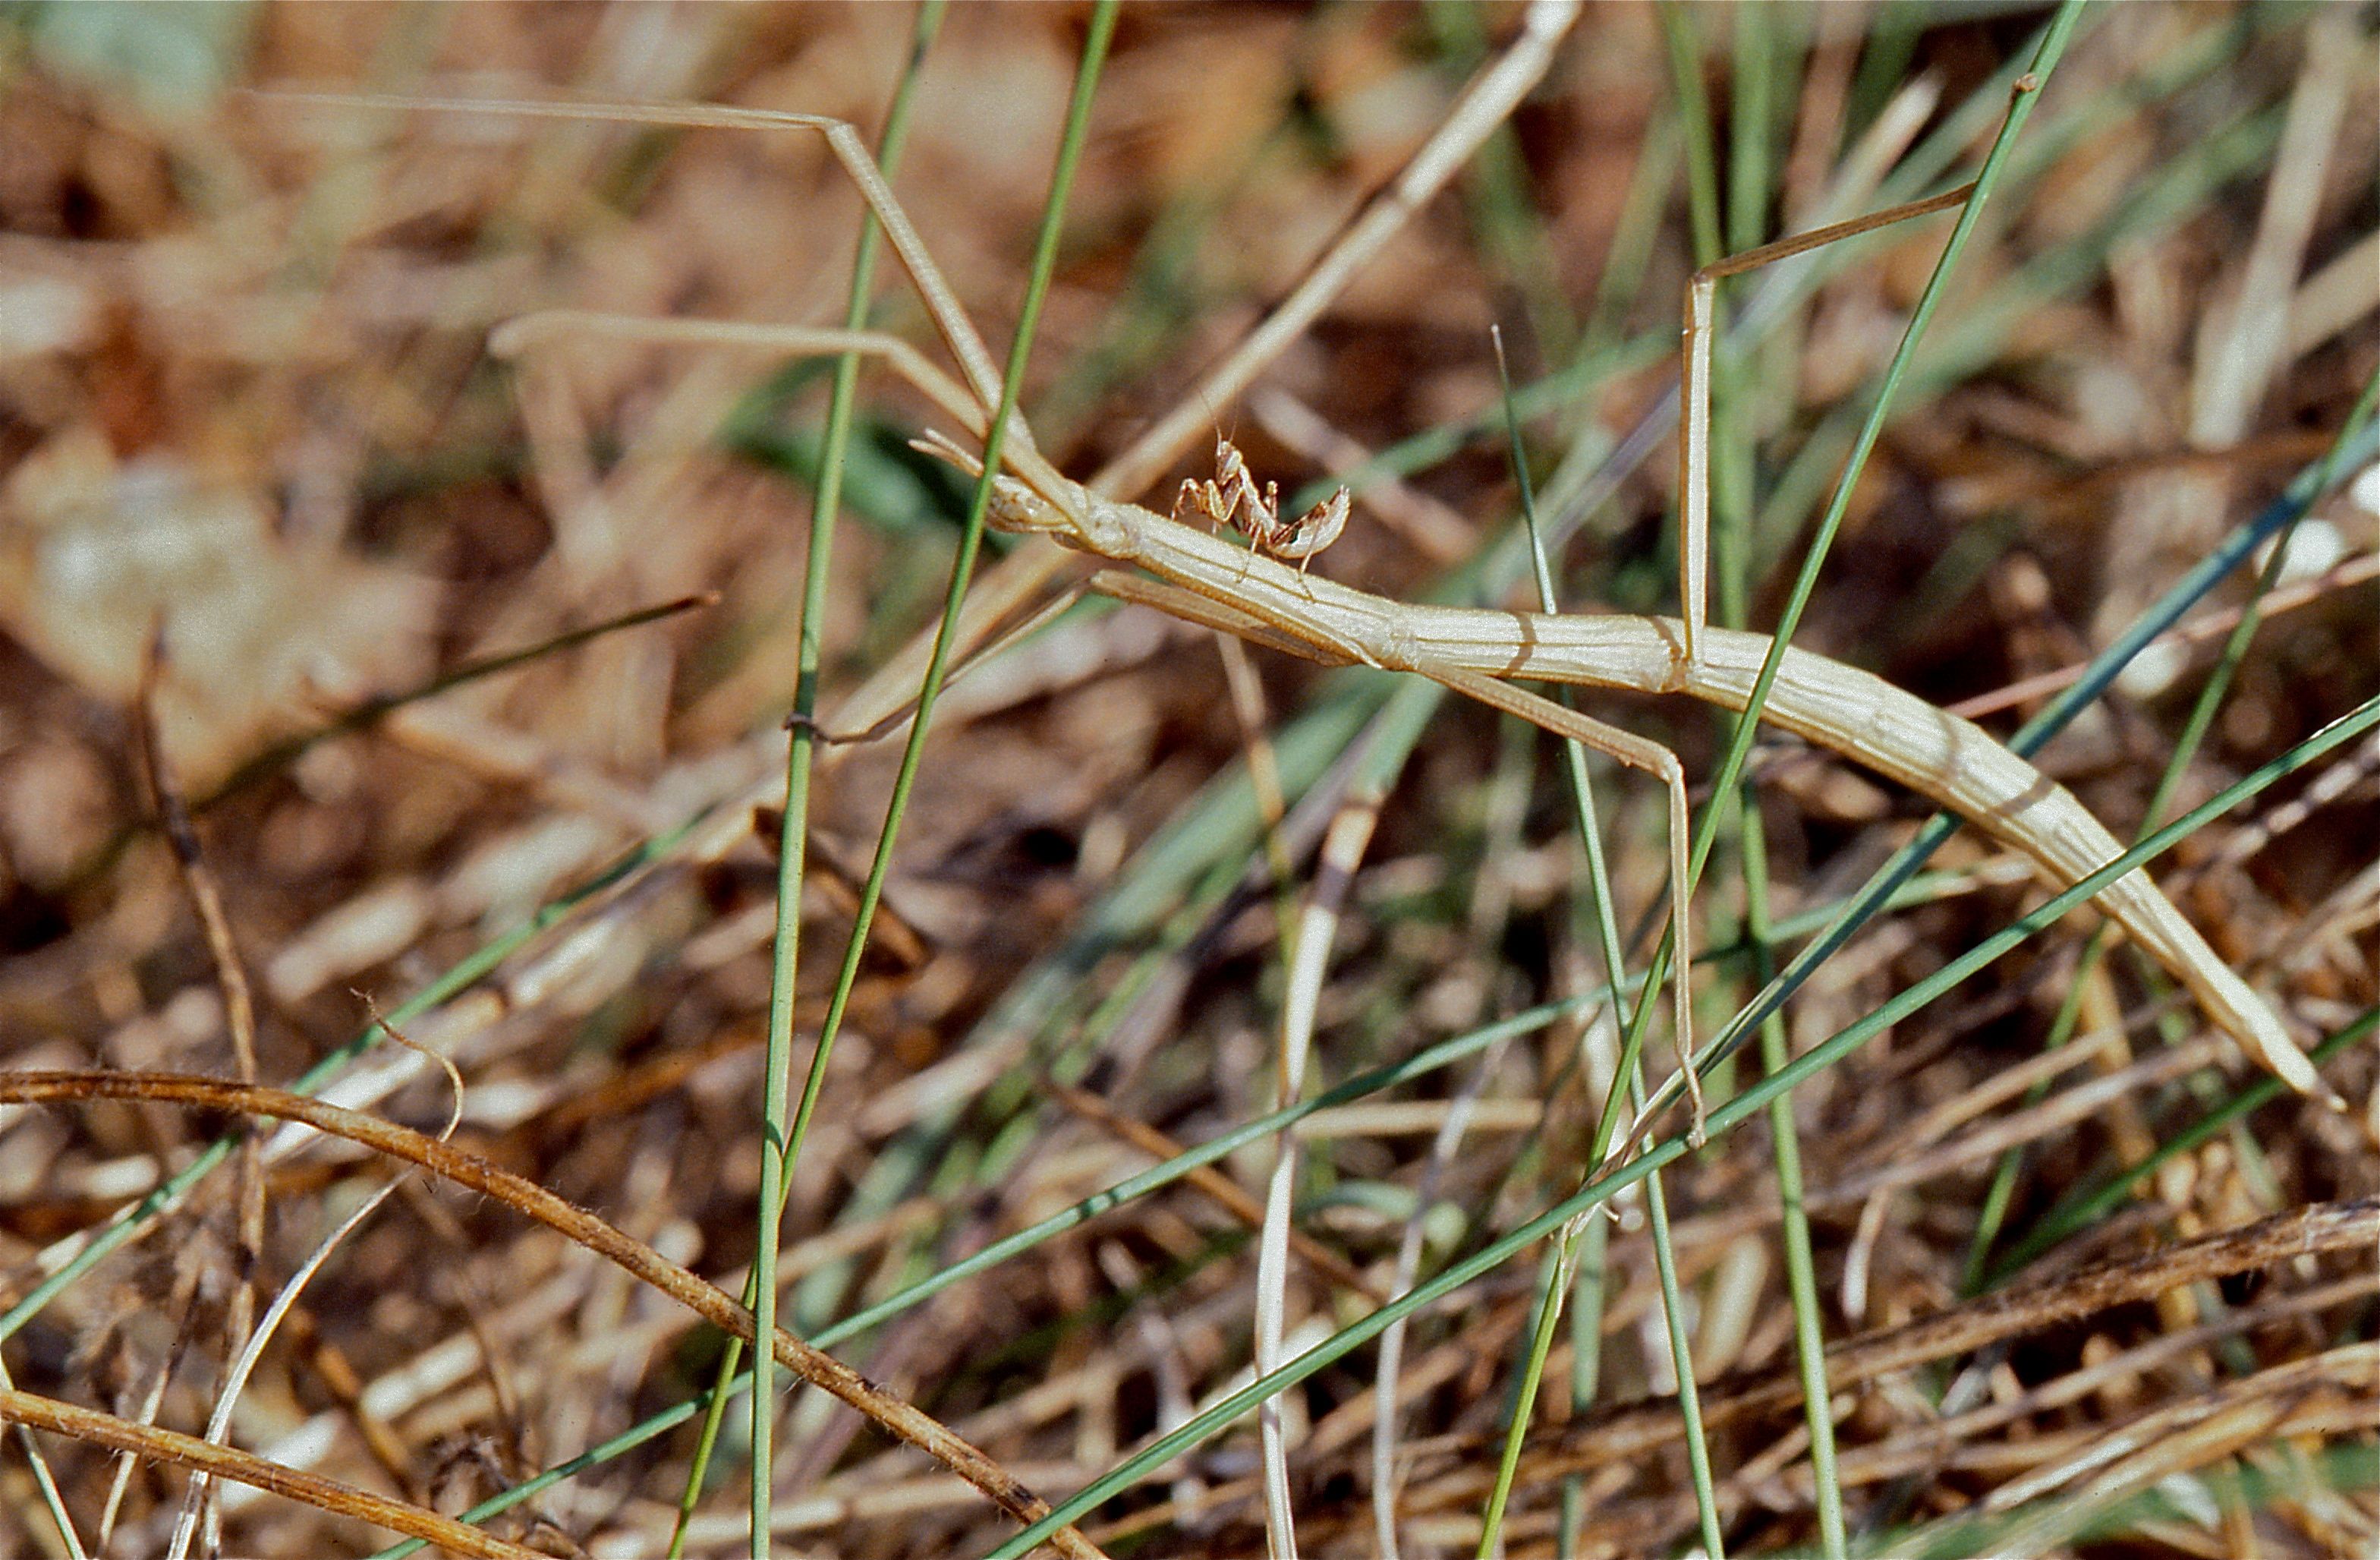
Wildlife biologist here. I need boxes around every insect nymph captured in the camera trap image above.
[1171,436,1351,572]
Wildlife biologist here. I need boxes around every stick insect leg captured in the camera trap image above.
[266,91,1021,436]
[1428,666,1705,1145]
[1674,181,1975,663]
[490,311,993,438]
[490,315,1115,748]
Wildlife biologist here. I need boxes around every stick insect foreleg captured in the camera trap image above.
[266,92,1016,433]
[489,313,993,441]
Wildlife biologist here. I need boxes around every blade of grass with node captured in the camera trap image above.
[665,6,945,1554]
[743,5,1116,1552]
[984,689,2378,1560]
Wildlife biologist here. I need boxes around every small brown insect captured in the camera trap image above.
[1170,436,1350,573]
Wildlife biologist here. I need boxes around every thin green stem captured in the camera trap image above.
[1646,1165,1726,1557]
[665,8,945,1552]
[1480,1231,1579,1551]
[746,6,1114,1544]
[1740,809,1847,1555]
[1714,7,1837,1543]
[1727,1,1773,257]
[1478,330,1714,1555]
[1658,2,1723,267]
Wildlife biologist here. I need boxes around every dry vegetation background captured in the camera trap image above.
[0,2,2374,1557]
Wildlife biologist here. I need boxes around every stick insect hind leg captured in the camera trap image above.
[1412,183,1996,1143]
[1430,665,1706,1142]
[1673,181,1977,663]
[1617,178,1983,1132]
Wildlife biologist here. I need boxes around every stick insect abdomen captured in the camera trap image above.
[1417,612,2321,1098]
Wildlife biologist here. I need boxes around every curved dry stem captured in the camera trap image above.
[0,1073,1107,1560]
[0,1387,543,1560]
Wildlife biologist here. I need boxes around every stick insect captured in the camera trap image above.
[296,37,2328,1136]
[830,195,2334,1115]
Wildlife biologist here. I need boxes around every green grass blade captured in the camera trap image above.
[1658,2,1722,267]
[1742,807,1848,1554]
[1715,8,1836,1546]
[1477,317,1720,1551]
[1727,1,1774,257]
[662,7,946,1550]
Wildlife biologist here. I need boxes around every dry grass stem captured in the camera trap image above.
[0,1071,1106,1560]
